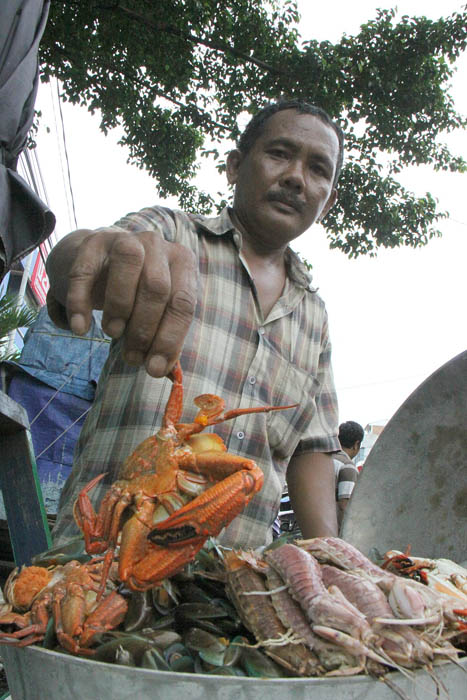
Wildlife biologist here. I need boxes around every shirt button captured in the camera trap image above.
[248,376,256,385]
[237,431,245,440]
[258,327,265,335]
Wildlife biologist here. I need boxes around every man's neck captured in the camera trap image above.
[229,208,288,265]
[228,208,293,317]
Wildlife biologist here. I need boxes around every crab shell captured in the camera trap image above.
[4,565,64,612]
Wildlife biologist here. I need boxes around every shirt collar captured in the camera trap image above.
[194,207,316,292]
[193,207,236,237]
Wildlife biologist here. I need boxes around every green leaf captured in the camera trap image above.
[0,296,38,361]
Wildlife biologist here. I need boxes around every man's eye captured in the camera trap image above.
[310,163,327,176]
[270,149,287,158]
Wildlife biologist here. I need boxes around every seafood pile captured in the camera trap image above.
[0,538,465,682]
[381,549,467,599]
[225,538,467,677]
[0,542,288,677]
[0,361,465,683]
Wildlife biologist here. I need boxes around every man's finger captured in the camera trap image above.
[144,243,198,377]
[121,239,173,363]
[66,234,109,335]
[101,235,146,339]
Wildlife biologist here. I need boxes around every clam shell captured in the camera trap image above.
[123,590,155,632]
[240,645,284,678]
[184,627,228,655]
[140,647,171,671]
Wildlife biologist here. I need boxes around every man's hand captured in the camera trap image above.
[47,228,198,377]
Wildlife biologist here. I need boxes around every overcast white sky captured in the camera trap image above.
[33,0,467,428]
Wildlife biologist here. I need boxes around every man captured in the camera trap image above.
[333,420,364,527]
[46,100,344,548]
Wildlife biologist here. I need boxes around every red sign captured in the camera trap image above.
[30,244,50,305]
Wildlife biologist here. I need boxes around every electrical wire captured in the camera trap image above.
[446,216,467,227]
[55,79,78,229]
[35,406,93,460]
[49,80,75,232]
[29,340,101,427]
[336,372,428,392]
[31,142,51,207]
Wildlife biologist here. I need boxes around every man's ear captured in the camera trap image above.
[226,149,244,185]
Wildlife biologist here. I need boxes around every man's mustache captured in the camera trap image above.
[266,191,305,213]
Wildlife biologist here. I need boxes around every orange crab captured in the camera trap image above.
[74,361,296,593]
[0,559,127,655]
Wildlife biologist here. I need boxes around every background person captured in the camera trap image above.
[333,420,364,528]
[45,100,344,549]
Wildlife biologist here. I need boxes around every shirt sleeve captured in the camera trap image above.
[336,463,358,500]
[103,205,178,240]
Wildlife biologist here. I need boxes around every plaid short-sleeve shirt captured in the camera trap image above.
[53,206,340,548]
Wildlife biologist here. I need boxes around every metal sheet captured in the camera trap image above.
[2,644,467,700]
[342,349,467,561]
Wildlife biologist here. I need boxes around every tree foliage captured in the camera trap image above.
[39,1,467,256]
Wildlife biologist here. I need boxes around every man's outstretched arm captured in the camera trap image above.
[286,451,338,539]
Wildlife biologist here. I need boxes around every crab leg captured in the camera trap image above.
[161,361,184,427]
[0,593,51,647]
[125,540,206,591]
[54,589,128,654]
[175,393,298,441]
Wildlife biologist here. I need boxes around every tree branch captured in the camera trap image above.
[45,44,230,134]
[116,4,286,77]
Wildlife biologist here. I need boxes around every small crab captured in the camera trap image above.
[0,559,127,655]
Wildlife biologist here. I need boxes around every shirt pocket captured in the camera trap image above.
[266,361,320,459]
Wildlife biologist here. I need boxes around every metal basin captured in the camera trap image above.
[342,349,467,561]
[1,644,466,700]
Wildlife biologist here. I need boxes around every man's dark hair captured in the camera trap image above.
[338,421,364,448]
[237,100,344,187]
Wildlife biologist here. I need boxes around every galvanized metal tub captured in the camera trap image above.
[1,644,466,700]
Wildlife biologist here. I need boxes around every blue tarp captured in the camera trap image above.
[3,307,110,514]
[8,371,91,513]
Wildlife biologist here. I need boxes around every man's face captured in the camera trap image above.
[227,110,339,248]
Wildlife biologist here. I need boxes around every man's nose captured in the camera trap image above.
[280,160,305,192]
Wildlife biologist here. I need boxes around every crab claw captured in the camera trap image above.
[148,464,263,546]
